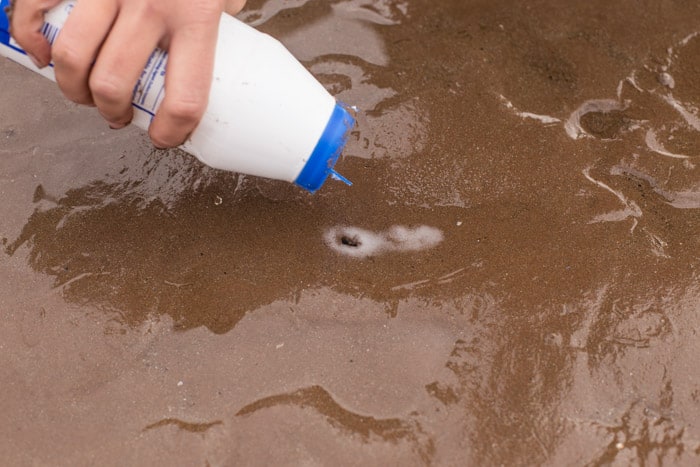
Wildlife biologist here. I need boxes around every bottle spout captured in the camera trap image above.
[294,103,356,193]
[330,170,352,187]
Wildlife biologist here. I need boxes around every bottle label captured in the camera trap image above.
[132,49,168,119]
[40,18,64,46]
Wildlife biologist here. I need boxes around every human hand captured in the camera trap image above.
[10,0,246,148]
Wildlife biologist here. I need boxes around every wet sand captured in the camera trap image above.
[3,0,700,465]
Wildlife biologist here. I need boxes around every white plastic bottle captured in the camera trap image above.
[0,0,355,193]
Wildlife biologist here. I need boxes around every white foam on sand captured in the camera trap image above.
[498,95,561,125]
[324,225,444,258]
[644,129,689,159]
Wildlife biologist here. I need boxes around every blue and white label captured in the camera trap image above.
[132,49,168,119]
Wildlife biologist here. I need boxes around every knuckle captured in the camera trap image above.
[51,41,82,70]
[88,73,128,105]
[165,98,206,123]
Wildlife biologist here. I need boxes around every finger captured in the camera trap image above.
[51,0,118,105]
[224,0,246,15]
[10,0,61,66]
[89,9,164,128]
[149,19,220,148]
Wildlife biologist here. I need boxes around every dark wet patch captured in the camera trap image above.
[527,49,577,89]
[143,418,223,434]
[425,381,460,405]
[579,110,630,139]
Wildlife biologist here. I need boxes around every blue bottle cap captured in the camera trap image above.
[294,103,355,193]
[1,0,12,46]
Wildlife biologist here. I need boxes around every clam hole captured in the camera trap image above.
[341,235,361,247]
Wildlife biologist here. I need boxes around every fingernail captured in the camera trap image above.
[108,119,131,130]
[27,53,45,68]
[150,137,168,150]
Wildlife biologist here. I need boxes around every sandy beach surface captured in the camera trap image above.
[2,0,700,465]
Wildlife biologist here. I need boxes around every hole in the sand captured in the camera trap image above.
[341,235,361,247]
[325,225,444,259]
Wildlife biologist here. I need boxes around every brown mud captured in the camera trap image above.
[2,0,700,465]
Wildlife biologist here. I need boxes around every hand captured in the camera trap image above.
[10,0,247,148]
